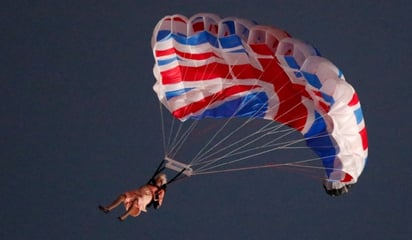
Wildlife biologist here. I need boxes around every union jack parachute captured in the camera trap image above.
[151,13,368,195]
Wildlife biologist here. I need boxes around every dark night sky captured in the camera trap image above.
[1,1,411,239]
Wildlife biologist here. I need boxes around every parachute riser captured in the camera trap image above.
[148,157,193,186]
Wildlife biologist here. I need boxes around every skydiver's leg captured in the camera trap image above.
[99,194,126,213]
[118,204,141,221]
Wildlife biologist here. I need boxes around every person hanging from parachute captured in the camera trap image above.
[99,12,368,221]
[99,173,167,221]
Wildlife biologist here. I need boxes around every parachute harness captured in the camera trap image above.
[147,159,190,187]
[146,159,190,209]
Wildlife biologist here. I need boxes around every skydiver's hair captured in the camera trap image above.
[155,173,167,185]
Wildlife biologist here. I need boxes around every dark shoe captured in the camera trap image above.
[98,205,109,213]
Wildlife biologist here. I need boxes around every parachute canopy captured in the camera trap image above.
[151,13,368,189]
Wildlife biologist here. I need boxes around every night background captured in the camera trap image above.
[1,1,411,239]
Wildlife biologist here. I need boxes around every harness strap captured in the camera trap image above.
[148,159,188,186]
[167,167,187,185]
[147,160,166,185]
[146,160,188,209]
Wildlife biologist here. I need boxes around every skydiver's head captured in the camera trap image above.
[323,179,353,196]
[155,173,167,187]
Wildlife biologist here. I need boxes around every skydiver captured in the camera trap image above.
[99,173,167,221]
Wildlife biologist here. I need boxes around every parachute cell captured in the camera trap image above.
[151,13,368,189]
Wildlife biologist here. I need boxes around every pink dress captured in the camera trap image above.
[123,185,159,216]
